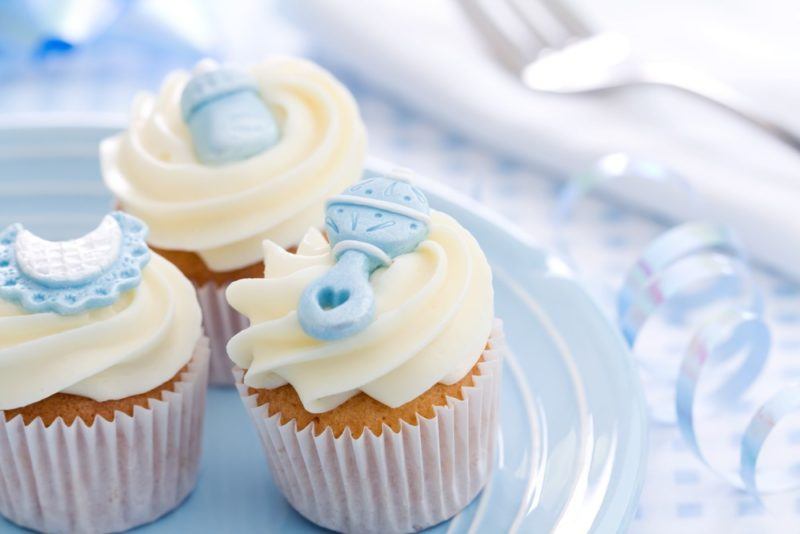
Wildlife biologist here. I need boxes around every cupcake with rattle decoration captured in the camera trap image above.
[101,56,367,384]
[226,167,504,532]
[0,212,208,533]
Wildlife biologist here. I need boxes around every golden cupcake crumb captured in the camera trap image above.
[4,363,191,427]
[249,352,486,439]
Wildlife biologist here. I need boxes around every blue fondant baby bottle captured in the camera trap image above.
[298,168,431,340]
[180,59,280,166]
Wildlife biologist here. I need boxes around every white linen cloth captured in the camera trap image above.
[285,0,800,279]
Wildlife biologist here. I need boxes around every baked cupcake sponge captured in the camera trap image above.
[248,353,485,439]
[151,246,266,287]
[4,363,189,426]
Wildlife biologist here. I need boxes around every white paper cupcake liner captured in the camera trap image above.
[0,336,210,534]
[196,282,247,386]
[236,321,505,533]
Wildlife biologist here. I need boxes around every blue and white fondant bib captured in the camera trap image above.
[0,212,150,315]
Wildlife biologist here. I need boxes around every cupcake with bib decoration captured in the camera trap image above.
[0,212,208,533]
[101,56,367,384]
[226,167,504,533]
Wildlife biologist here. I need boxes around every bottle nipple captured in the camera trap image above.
[180,59,280,165]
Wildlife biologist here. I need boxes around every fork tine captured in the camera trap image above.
[537,0,593,38]
[459,0,533,71]
[504,0,561,49]
[505,0,593,50]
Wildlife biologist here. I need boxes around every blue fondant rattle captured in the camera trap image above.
[0,212,150,315]
[298,169,431,340]
[180,59,279,166]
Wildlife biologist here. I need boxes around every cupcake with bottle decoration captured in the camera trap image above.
[226,166,504,532]
[0,212,208,533]
[101,56,367,384]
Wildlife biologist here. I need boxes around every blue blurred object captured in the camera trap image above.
[0,0,221,117]
[0,0,216,62]
[0,0,126,57]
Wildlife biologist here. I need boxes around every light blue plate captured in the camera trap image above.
[0,123,648,533]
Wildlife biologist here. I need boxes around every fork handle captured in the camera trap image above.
[640,61,800,153]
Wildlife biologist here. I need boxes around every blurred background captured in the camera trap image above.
[1,0,799,532]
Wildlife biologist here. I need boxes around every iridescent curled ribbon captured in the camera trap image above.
[555,152,800,498]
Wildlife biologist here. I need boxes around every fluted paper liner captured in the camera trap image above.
[0,337,210,533]
[235,322,505,533]
[197,282,247,386]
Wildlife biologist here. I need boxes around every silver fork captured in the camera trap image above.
[458,0,800,152]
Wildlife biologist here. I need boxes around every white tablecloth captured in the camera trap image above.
[1,3,799,531]
[284,0,800,282]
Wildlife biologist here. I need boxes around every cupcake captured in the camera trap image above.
[100,56,367,384]
[226,168,504,532]
[0,212,208,533]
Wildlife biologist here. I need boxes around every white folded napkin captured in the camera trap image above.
[284,0,800,279]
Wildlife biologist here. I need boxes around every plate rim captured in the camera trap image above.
[407,161,648,532]
[0,119,649,533]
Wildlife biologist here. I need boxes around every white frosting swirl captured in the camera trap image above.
[0,254,202,410]
[226,211,494,413]
[100,57,367,272]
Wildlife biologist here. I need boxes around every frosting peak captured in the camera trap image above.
[101,56,367,271]
[226,211,494,413]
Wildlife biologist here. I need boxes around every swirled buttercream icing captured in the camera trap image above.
[100,56,367,272]
[0,254,202,410]
[226,211,494,413]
